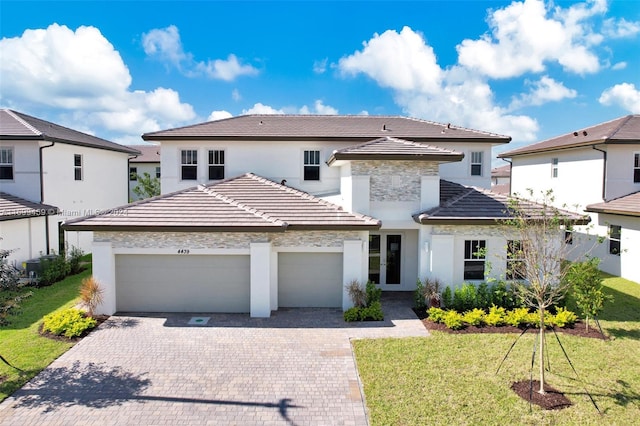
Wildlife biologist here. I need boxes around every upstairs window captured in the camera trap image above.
[181,150,198,180]
[609,225,621,256]
[155,166,161,179]
[634,153,640,183]
[129,166,138,181]
[208,150,225,180]
[551,158,559,178]
[506,240,526,280]
[565,226,573,245]
[0,147,13,180]
[464,239,486,280]
[304,150,320,181]
[74,154,83,181]
[470,151,483,176]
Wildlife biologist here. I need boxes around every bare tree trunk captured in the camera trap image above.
[539,307,546,394]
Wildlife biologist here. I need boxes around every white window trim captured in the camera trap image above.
[180,148,199,181]
[74,154,83,181]
[129,166,138,181]
[634,152,640,184]
[551,157,559,179]
[470,151,483,177]
[609,225,621,256]
[302,149,322,182]
[463,239,486,280]
[207,148,226,181]
[0,146,14,181]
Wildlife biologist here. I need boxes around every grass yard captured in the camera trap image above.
[353,276,640,425]
[0,265,91,402]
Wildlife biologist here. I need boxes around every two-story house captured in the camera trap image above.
[128,144,161,201]
[498,114,640,283]
[65,115,585,316]
[0,109,139,265]
[490,164,511,194]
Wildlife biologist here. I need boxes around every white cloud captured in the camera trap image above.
[313,58,328,74]
[208,110,233,121]
[611,61,627,70]
[599,83,640,113]
[242,103,285,115]
[602,17,640,38]
[232,89,242,101]
[0,24,196,138]
[242,100,339,116]
[197,54,259,81]
[510,76,577,109]
[456,0,605,78]
[299,100,338,115]
[142,25,188,66]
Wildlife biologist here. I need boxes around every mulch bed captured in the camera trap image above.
[413,308,608,339]
[511,380,572,410]
[38,314,110,342]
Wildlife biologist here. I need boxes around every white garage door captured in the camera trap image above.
[278,253,343,308]
[115,254,250,313]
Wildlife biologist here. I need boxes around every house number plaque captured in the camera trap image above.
[177,249,190,254]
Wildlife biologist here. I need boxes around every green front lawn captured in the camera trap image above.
[0,266,91,401]
[354,276,640,425]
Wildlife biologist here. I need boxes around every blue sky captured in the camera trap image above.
[1,0,639,162]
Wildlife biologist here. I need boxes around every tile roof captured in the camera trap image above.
[0,109,140,155]
[499,115,640,157]
[129,144,161,163]
[326,137,464,165]
[491,164,511,177]
[414,180,589,224]
[63,173,381,232]
[585,191,640,217]
[142,115,511,144]
[0,192,59,221]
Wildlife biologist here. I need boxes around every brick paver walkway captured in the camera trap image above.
[0,293,427,425]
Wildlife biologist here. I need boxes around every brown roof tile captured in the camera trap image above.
[585,191,640,217]
[0,192,59,221]
[414,180,588,224]
[129,144,161,163]
[499,115,640,157]
[491,164,511,177]
[327,137,464,164]
[0,109,140,155]
[142,115,511,144]
[63,173,381,232]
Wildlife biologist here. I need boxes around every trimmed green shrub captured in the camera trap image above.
[414,278,426,309]
[505,307,531,327]
[40,254,71,286]
[550,307,578,328]
[462,308,486,327]
[452,283,477,312]
[361,301,384,321]
[485,306,506,326]
[344,281,384,322]
[67,246,85,275]
[344,307,361,322]
[441,286,453,309]
[476,282,492,310]
[42,308,97,338]
[427,307,446,323]
[366,281,382,305]
[443,310,465,330]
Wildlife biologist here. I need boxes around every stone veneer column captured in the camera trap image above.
[92,241,116,315]
[343,239,365,311]
[250,241,272,317]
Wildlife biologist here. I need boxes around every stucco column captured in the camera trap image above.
[92,241,116,315]
[343,239,364,311]
[418,226,432,280]
[250,241,272,318]
[430,234,454,286]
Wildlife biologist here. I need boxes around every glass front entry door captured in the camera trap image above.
[368,234,402,286]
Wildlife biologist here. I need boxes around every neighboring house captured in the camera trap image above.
[0,109,139,264]
[498,114,640,282]
[490,164,510,194]
[128,144,161,201]
[65,115,585,317]
[0,193,58,266]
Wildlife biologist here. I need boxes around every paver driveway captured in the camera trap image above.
[0,294,427,425]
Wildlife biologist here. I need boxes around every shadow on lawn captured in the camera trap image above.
[9,361,303,424]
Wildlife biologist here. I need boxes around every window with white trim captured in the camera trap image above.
[551,158,559,178]
[155,166,161,179]
[634,153,640,183]
[464,239,486,280]
[129,166,137,181]
[208,150,225,180]
[181,149,198,180]
[470,151,483,176]
[0,147,13,180]
[609,225,621,255]
[74,154,83,181]
[303,150,320,181]
[506,240,526,280]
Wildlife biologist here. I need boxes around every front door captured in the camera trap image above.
[368,234,402,288]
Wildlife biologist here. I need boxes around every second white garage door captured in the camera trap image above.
[278,253,343,308]
[115,254,250,313]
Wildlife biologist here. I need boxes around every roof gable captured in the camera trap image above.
[63,173,381,232]
[129,144,161,163]
[586,191,640,217]
[499,115,640,157]
[142,114,511,144]
[0,109,140,155]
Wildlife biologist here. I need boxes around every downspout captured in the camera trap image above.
[500,158,513,195]
[39,141,55,254]
[592,145,607,201]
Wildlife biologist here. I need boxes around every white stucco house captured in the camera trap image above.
[128,144,161,201]
[0,109,139,265]
[498,114,640,283]
[64,115,586,317]
[490,164,510,194]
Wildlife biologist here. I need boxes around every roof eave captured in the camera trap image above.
[584,207,640,217]
[329,153,464,164]
[62,224,289,232]
[143,134,511,144]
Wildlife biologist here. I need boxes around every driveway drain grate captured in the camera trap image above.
[188,316,211,325]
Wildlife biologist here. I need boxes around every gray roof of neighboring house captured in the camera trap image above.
[129,144,161,163]
[326,137,464,165]
[63,173,381,232]
[0,109,140,155]
[142,115,512,144]
[0,192,59,221]
[585,191,640,217]
[499,115,640,157]
[413,180,589,225]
